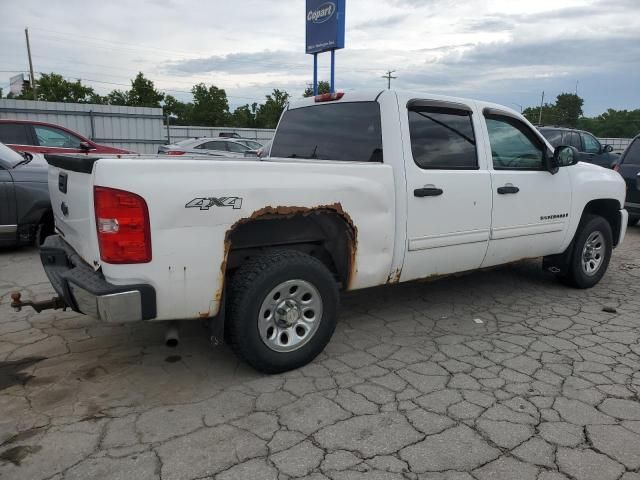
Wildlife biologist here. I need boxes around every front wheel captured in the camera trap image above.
[227,250,338,374]
[558,214,613,289]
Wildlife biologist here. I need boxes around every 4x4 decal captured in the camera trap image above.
[185,197,243,210]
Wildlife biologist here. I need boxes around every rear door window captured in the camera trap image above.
[226,141,248,153]
[0,123,33,145]
[271,102,383,162]
[408,106,477,169]
[563,131,582,150]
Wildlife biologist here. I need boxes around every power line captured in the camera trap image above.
[382,70,397,89]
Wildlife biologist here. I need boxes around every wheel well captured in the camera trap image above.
[582,199,621,246]
[224,209,356,290]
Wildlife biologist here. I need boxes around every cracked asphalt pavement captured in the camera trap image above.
[1,226,639,480]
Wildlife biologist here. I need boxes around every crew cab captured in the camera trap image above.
[16,90,628,373]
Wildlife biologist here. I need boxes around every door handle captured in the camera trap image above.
[497,185,519,194]
[414,187,443,197]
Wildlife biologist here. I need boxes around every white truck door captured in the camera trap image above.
[480,108,571,267]
[399,99,492,281]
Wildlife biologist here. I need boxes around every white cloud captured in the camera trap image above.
[1,0,638,114]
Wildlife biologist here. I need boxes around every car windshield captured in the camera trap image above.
[0,142,26,168]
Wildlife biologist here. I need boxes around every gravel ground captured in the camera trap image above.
[1,226,639,480]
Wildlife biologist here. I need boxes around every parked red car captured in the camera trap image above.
[0,119,130,155]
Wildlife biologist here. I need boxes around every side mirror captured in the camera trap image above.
[603,144,614,153]
[79,141,95,152]
[553,145,579,169]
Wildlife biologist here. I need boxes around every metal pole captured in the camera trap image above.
[313,53,318,96]
[538,91,544,125]
[25,28,36,99]
[89,110,95,140]
[165,114,171,144]
[330,49,335,93]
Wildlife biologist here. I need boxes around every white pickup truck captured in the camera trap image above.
[14,90,628,373]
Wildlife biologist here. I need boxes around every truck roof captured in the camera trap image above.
[287,89,522,119]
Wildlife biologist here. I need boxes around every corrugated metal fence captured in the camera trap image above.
[0,99,165,154]
[599,138,632,154]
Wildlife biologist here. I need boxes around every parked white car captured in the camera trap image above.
[15,90,628,373]
[158,137,262,157]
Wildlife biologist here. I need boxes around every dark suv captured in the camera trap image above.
[537,127,618,168]
[614,134,640,226]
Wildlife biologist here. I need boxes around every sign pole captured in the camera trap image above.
[313,53,318,96]
[330,49,335,93]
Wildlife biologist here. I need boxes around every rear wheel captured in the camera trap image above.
[557,214,612,289]
[227,250,338,374]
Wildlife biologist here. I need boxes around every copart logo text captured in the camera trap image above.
[307,2,335,23]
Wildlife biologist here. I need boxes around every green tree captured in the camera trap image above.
[163,94,193,125]
[555,93,583,127]
[126,72,164,107]
[256,89,289,128]
[105,90,129,106]
[190,83,230,126]
[577,109,640,138]
[303,81,331,97]
[17,73,98,103]
[230,103,258,128]
[522,93,583,127]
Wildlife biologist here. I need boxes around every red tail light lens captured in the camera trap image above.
[613,163,620,172]
[94,186,151,264]
[167,150,186,156]
[315,91,345,102]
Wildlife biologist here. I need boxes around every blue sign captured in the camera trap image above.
[305,0,345,54]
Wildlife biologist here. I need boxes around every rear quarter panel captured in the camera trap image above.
[93,157,395,320]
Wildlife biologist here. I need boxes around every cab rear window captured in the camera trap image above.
[271,102,383,162]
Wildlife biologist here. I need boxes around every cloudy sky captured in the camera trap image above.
[1,0,639,115]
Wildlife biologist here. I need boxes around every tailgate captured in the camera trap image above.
[46,155,100,266]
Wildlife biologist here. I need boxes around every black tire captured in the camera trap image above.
[227,250,339,374]
[557,214,613,289]
[629,216,639,227]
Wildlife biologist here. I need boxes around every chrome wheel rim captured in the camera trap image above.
[581,231,605,276]
[258,279,323,353]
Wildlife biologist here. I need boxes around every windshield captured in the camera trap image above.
[0,142,26,168]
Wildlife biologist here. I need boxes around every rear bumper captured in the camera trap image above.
[40,235,156,322]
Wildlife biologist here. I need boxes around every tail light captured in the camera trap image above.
[315,91,344,102]
[613,163,620,172]
[94,186,151,264]
[167,150,186,156]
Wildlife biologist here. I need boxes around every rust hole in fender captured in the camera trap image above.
[214,203,358,307]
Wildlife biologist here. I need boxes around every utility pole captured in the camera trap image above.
[25,27,36,99]
[575,80,579,96]
[538,90,544,125]
[382,70,397,89]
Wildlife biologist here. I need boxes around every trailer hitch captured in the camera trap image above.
[10,292,67,313]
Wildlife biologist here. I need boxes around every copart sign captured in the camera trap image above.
[305,0,345,54]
